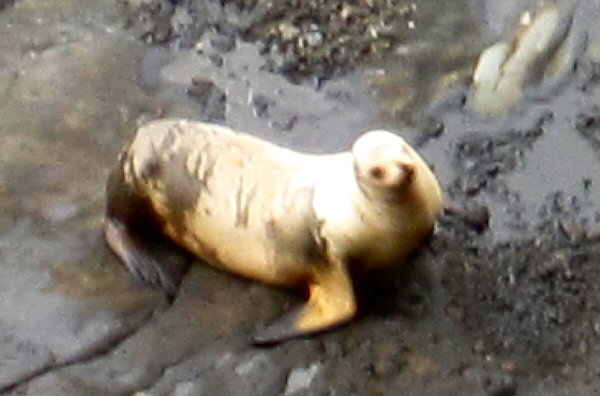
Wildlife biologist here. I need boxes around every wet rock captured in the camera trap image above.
[171,381,202,396]
[198,350,287,396]
[234,352,270,376]
[0,225,163,393]
[442,231,599,364]
[284,362,323,395]
[0,335,53,390]
[414,116,444,147]
[576,106,600,152]
[319,339,342,358]
[303,30,323,47]
[244,0,418,81]
[132,0,422,82]
[121,0,175,44]
[251,94,273,118]
[208,53,224,67]
[480,371,517,396]
[278,22,300,41]
[186,77,226,122]
[38,200,80,223]
[444,204,490,234]
[210,34,236,53]
[449,127,542,198]
[558,219,587,243]
[21,373,84,396]
[6,0,600,395]
[271,114,298,132]
[369,340,405,380]
[169,1,210,47]
[0,2,177,393]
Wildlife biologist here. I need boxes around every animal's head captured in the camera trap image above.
[351,130,442,210]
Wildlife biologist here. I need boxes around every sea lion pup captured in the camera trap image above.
[104,119,443,344]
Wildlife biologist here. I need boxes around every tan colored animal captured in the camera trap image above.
[104,119,443,343]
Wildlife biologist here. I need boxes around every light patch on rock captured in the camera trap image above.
[234,352,269,376]
[284,362,323,395]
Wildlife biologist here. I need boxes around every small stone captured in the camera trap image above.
[592,319,600,335]
[40,200,80,223]
[369,340,404,380]
[445,204,490,233]
[559,219,585,243]
[172,380,202,396]
[473,340,486,355]
[215,352,234,368]
[304,31,323,47]
[234,353,269,376]
[186,77,226,121]
[251,94,272,118]
[320,339,342,358]
[187,77,216,100]
[279,23,300,41]
[208,54,223,67]
[370,357,396,380]
[272,115,297,131]
[415,116,444,146]
[210,35,235,52]
[284,362,322,395]
[481,372,517,396]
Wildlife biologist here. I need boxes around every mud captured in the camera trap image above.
[2,0,600,395]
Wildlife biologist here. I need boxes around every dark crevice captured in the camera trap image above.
[1,304,163,394]
[134,336,253,394]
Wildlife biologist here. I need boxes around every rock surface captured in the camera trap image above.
[2,0,600,395]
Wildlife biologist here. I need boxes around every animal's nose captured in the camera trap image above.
[398,160,415,181]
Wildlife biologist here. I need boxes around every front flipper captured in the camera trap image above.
[253,263,357,345]
[104,217,178,298]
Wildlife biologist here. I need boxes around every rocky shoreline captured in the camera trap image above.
[1,0,600,395]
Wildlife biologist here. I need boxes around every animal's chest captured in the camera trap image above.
[321,202,430,271]
[356,216,433,271]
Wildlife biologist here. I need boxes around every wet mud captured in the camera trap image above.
[2,0,600,395]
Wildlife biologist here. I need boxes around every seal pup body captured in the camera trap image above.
[105,119,443,343]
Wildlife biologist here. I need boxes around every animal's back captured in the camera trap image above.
[119,120,332,286]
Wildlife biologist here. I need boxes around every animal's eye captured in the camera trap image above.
[369,166,385,180]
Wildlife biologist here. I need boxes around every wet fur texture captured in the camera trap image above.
[105,119,443,343]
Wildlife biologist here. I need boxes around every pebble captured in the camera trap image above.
[481,372,517,396]
[304,31,323,47]
[284,362,323,395]
[210,34,236,53]
[234,353,269,376]
[40,200,80,223]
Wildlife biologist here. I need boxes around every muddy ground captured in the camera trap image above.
[2,0,600,395]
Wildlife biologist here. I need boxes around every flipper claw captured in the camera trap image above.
[104,218,178,297]
[252,306,306,346]
[253,264,357,346]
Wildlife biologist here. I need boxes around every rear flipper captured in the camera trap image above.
[104,217,178,298]
[253,263,357,345]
